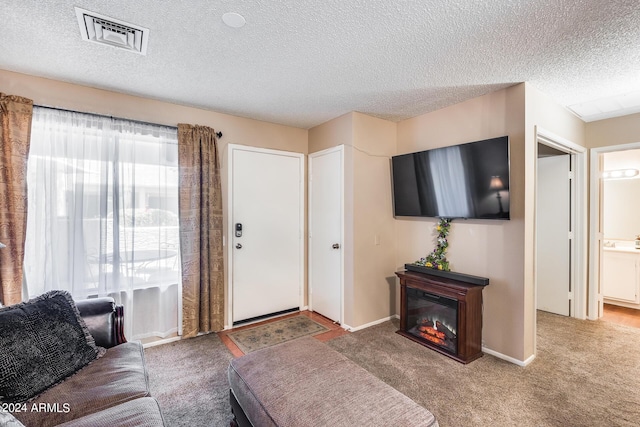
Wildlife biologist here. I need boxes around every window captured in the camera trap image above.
[24,107,181,340]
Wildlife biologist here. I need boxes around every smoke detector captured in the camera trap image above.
[75,7,149,55]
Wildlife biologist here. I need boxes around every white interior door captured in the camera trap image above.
[537,154,571,316]
[309,147,343,323]
[230,146,303,324]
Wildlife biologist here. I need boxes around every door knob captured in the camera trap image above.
[332,243,340,249]
[236,243,242,249]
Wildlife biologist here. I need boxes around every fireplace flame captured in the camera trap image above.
[417,325,446,345]
[407,300,458,353]
[416,316,456,336]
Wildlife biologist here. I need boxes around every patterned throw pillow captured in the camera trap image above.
[0,412,26,427]
[0,290,106,403]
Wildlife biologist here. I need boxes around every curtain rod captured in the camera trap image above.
[33,104,223,139]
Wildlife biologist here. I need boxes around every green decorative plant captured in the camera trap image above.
[414,218,451,271]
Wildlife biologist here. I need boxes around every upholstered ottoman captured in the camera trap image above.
[228,336,438,427]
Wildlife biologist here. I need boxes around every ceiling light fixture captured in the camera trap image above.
[222,12,246,28]
[602,168,640,180]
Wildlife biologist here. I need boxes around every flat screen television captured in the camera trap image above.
[391,136,510,220]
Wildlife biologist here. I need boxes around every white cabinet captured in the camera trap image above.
[602,249,640,303]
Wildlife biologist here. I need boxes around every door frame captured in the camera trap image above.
[226,144,305,328]
[308,145,345,324]
[589,141,640,320]
[534,127,588,321]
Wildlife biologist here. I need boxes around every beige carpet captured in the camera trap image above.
[227,315,329,353]
[327,311,640,427]
[144,333,234,427]
[145,312,640,426]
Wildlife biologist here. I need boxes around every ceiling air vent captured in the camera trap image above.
[75,7,149,55]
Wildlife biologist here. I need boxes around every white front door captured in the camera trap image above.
[229,145,304,324]
[309,146,343,323]
[537,154,571,316]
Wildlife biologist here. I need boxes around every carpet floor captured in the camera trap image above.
[144,311,640,426]
[327,312,640,427]
[144,333,234,427]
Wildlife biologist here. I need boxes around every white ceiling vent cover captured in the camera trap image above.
[75,7,149,55]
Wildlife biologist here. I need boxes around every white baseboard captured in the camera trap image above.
[343,314,398,332]
[482,346,536,366]
[133,328,178,342]
[343,315,538,367]
[345,313,536,367]
[142,335,182,349]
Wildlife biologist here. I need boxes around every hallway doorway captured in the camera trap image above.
[589,143,640,320]
[535,128,588,321]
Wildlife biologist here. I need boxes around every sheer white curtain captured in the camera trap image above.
[24,107,181,341]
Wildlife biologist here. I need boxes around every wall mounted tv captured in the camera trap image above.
[391,136,510,220]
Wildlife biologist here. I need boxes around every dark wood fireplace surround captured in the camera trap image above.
[396,270,487,364]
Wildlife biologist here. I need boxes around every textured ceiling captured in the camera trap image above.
[1,0,639,129]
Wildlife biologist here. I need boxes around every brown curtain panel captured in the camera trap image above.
[0,94,33,306]
[177,124,224,337]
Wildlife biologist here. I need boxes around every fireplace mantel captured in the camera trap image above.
[396,270,488,364]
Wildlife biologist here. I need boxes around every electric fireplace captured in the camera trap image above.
[406,288,458,354]
[396,270,488,364]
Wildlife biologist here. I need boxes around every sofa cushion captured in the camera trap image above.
[56,397,165,427]
[0,290,105,404]
[12,342,151,427]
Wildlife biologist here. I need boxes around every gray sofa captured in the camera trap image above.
[228,336,438,427]
[8,297,165,427]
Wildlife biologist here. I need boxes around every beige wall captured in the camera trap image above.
[308,112,397,328]
[308,113,353,153]
[586,112,640,149]
[0,69,309,320]
[396,85,528,361]
[525,84,586,146]
[352,113,397,327]
[0,70,308,153]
